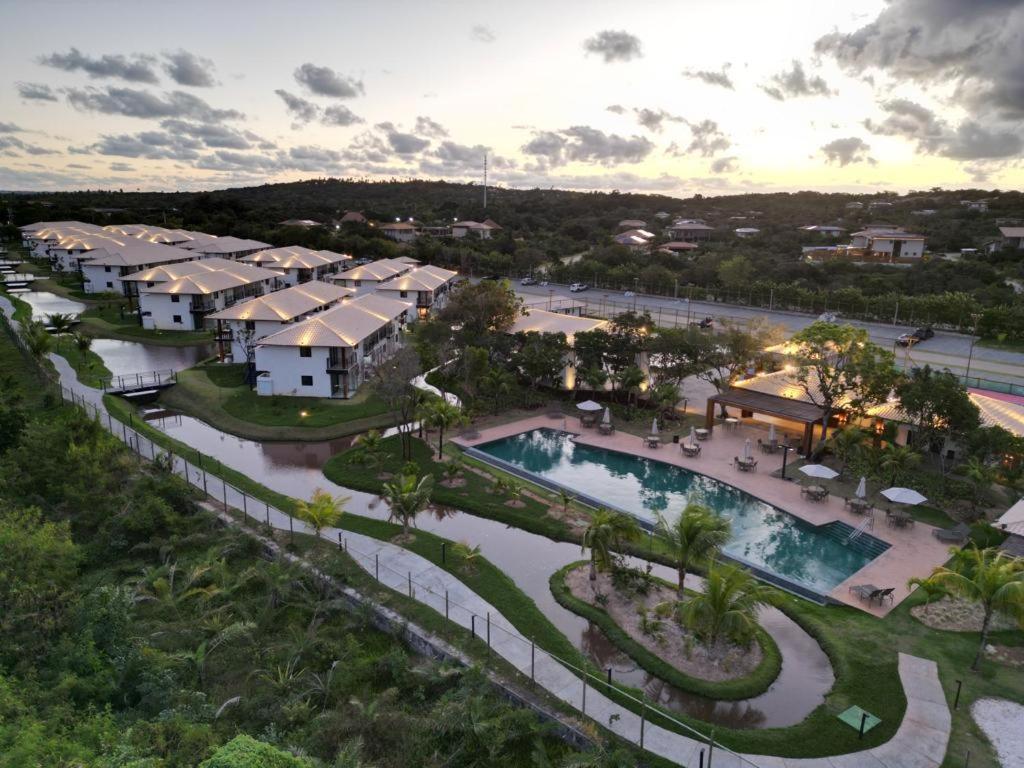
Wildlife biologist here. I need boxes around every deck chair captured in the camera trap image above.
[932,522,969,545]
[877,588,896,605]
[849,584,881,603]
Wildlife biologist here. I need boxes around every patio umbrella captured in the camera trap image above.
[881,487,927,505]
[855,476,867,499]
[689,426,696,445]
[601,407,611,425]
[576,400,603,412]
[651,418,659,436]
[768,424,776,443]
[798,464,839,480]
[743,438,752,460]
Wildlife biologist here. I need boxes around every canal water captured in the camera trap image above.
[144,410,834,729]
[17,290,86,320]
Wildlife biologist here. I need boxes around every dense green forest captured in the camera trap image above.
[4,179,1024,335]
[0,327,611,767]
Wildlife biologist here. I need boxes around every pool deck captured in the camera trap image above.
[453,415,952,616]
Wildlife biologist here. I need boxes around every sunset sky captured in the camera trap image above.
[1,0,1022,195]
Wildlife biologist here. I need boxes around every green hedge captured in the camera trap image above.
[550,561,782,700]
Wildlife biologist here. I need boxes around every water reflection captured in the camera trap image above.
[92,339,213,377]
[18,290,86,320]
[146,411,834,729]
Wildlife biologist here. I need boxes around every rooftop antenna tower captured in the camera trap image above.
[483,153,488,209]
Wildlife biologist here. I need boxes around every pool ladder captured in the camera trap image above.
[845,517,874,544]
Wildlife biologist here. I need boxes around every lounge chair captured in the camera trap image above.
[849,584,882,603]
[877,587,895,605]
[932,522,970,545]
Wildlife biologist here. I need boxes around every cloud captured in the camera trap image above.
[471,25,496,43]
[109,162,135,172]
[294,63,364,98]
[686,120,731,156]
[66,163,90,169]
[815,0,1024,121]
[162,50,217,87]
[17,82,58,102]
[521,126,653,167]
[761,60,833,100]
[65,86,243,122]
[710,156,738,173]
[275,89,320,126]
[682,67,734,89]
[0,136,58,156]
[159,119,253,149]
[605,104,626,115]
[322,105,364,127]
[582,30,642,63]
[419,140,509,176]
[85,131,203,161]
[375,122,431,154]
[0,122,22,133]
[633,108,684,133]
[39,48,158,83]
[414,116,448,138]
[864,98,1023,160]
[820,137,874,166]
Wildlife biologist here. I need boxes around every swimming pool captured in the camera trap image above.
[473,428,888,597]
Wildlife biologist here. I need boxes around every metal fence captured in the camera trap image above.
[55,382,759,768]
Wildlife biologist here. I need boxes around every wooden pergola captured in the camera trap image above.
[706,388,827,456]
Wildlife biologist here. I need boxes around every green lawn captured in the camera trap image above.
[157,362,394,441]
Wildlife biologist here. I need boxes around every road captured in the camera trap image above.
[510,281,1024,391]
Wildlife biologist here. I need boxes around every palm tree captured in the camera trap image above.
[382,473,435,537]
[581,508,640,581]
[962,457,998,517]
[22,321,52,358]
[649,380,681,418]
[175,621,255,687]
[480,367,514,413]
[580,366,609,395]
[656,503,732,596]
[420,398,464,459]
[356,430,386,472]
[45,312,74,334]
[442,457,463,485]
[880,443,921,486]
[679,561,776,656]
[615,365,646,406]
[827,425,866,477]
[294,487,349,539]
[557,488,576,516]
[71,331,92,352]
[916,546,1024,670]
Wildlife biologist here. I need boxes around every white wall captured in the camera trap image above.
[254,345,334,398]
[219,318,288,361]
[140,292,198,330]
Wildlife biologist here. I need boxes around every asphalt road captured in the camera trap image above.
[510,281,1024,391]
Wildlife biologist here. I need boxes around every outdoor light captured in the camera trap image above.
[300,410,309,418]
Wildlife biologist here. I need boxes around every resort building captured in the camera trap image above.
[331,258,415,293]
[849,229,926,261]
[379,222,419,243]
[800,225,846,238]
[20,222,104,260]
[137,262,283,331]
[373,264,459,320]
[208,281,353,363]
[658,241,700,254]
[253,293,412,399]
[666,220,714,241]
[178,235,273,260]
[992,226,1024,252]
[451,219,503,239]
[613,228,655,251]
[509,307,609,390]
[239,246,351,287]
[81,243,201,297]
[101,224,218,248]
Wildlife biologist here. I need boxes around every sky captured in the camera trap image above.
[1,0,1022,196]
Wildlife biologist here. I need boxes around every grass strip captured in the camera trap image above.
[550,561,782,701]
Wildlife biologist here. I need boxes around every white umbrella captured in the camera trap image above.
[601,407,611,425]
[768,424,776,443]
[855,476,867,499]
[577,400,603,412]
[743,438,752,460]
[651,418,659,436]
[689,426,696,445]
[799,464,839,480]
[881,487,927,505]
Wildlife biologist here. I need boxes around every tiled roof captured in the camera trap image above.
[510,307,608,345]
[139,262,282,295]
[257,293,411,348]
[209,281,353,322]
[375,265,458,293]
[241,246,351,270]
[334,258,413,282]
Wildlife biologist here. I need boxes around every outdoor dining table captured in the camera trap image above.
[681,442,700,457]
[645,435,661,448]
[736,456,756,472]
[694,428,710,441]
[848,498,872,514]
[804,484,828,501]
[598,423,614,435]
[887,509,914,528]
[723,417,739,430]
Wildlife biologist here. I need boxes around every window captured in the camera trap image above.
[171,295,180,303]
[147,281,155,287]
[106,282,113,289]
[172,315,182,324]
[244,320,255,331]
[299,346,312,358]
[301,375,313,386]
[400,290,408,298]
[104,266,111,273]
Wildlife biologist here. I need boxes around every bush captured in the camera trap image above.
[199,735,314,768]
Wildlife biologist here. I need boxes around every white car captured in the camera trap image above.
[624,290,636,298]
[569,283,589,293]
[818,311,839,322]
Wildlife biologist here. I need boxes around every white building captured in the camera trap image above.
[208,281,353,362]
[331,258,415,293]
[800,225,846,238]
[253,293,412,399]
[178,235,272,260]
[373,264,458,320]
[138,262,283,331]
[379,222,419,243]
[509,307,609,390]
[81,244,200,297]
[239,246,351,287]
[734,227,761,238]
[103,224,219,248]
[452,219,503,239]
[994,227,1024,251]
[849,229,926,261]
[21,222,104,261]
[667,221,714,241]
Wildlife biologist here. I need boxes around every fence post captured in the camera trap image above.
[337,532,343,549]
[242,493,248,524]
[640,703,645,750]
[289,514,294,543]
[530,641,535,683]
[707,729,715,767]
[486,612,490,655]
[202,469,208,495]
[408,571,413,597]
[471,615,475,639]
[265,501,270,525]
[581,674,586,715]
[375,553,379,580]
[444,590,449,620]
[222,482,227,510]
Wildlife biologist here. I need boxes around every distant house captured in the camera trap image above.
[137,262,283,331]
[451,219,502,239]
[911,209,938,217]
[658,241,699,254]
[208,281,353,362]
[331,258,415,293]
[337,211,368,225]
[373,264,459,320]
[800,225,846,238]
[239,246,350,287]
[380,222,419,243]
[845,202,864,210]
[253,293,412,399]
[509,307,609,390]
[613,228,655,251]
[849,229,926,261]
[654,211,671,220]
[667,221,713,241]
[279,219,322,228]
[961,200,989,212]
[868,201,894,210]
[617,219,647,230]
[994,227,1024,251]
[734,227,760,238]
[179,236,273,260]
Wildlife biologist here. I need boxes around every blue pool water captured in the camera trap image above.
[475,428,887,595]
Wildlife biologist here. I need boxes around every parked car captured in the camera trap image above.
[624,290,636,298]
[818,311,839,322]
[520,276,537,285]
[480,274,503,281]
[897,327,935,346]
[569,283,589,293]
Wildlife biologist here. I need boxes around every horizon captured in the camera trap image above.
[2,0,1023,196]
